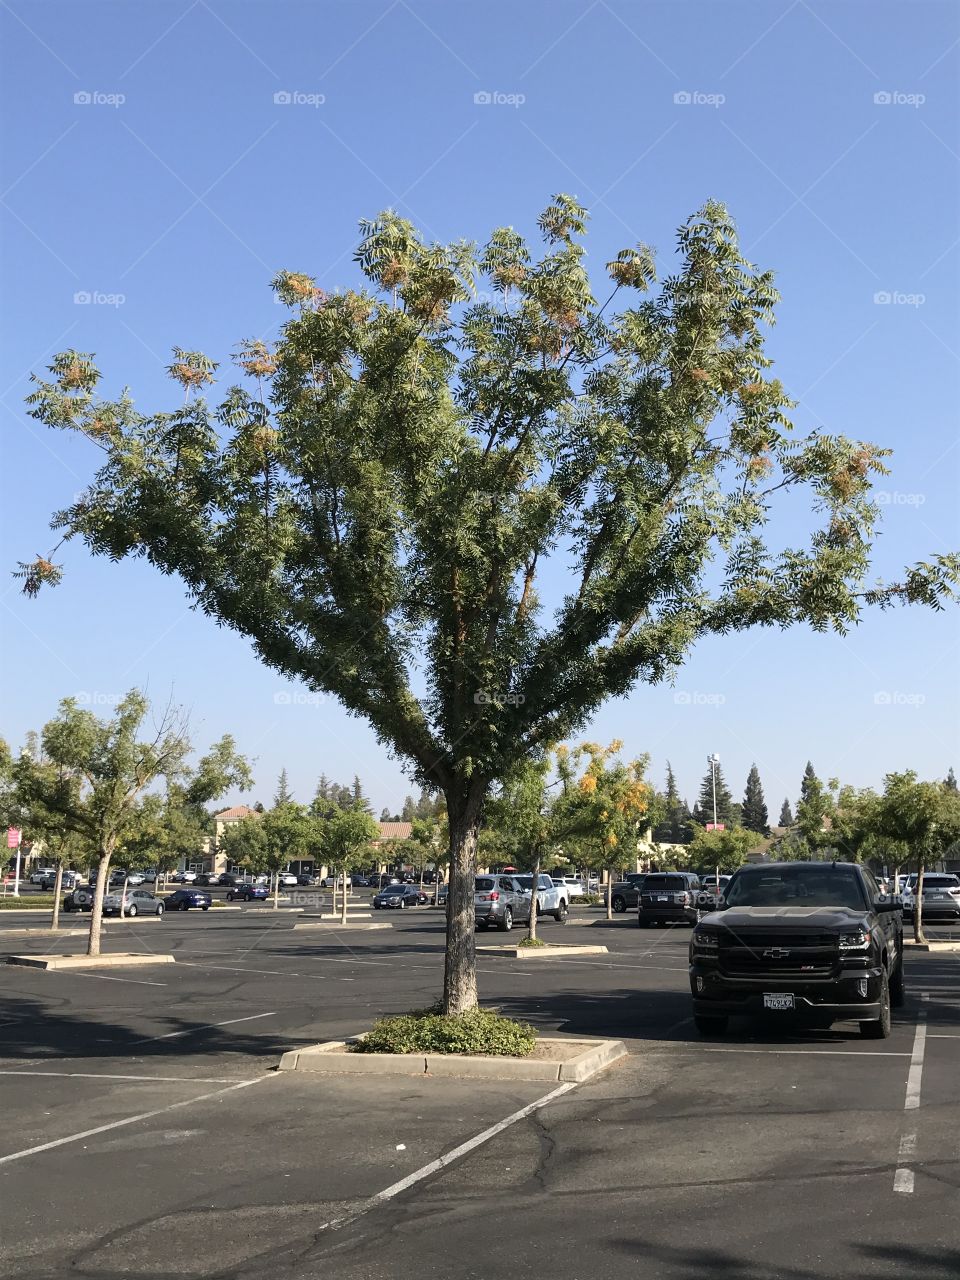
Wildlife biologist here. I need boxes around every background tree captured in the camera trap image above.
[653,762,693,844]
[693,763,733,827]
[221,815,268,882]
[274,768,294,809]
[795,762,832,852]
[741,764,769,834]
[945,767,958,793]
[778,798,794,827]
[22,199,959,1013]
[321,806,380,924]
[874,774,960,942]
[15,692,190,955]
[687,824,753,874]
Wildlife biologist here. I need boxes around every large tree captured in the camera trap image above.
[741,764,769,834]
[693,762,733,827]
[653,761,693,844]
[20,198,958,1012]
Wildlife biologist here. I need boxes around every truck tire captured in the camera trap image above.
[860,969,892,1039]
[554,901,568,924]
[694,1014,728,1036]
[612,895,626,913]
[890,956,906,1007]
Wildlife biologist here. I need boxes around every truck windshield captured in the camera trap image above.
[725,867,867,910]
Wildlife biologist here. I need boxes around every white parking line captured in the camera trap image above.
[0,1075,272,1166]
[893,1016,928,1193]
[328,1080,578,1231]
[0,1070,251,1083]
[130,1012,277,1045]
[66,973,169,987]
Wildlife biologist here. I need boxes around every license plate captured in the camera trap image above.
[763,993,795,1011]
[657,896,668,902]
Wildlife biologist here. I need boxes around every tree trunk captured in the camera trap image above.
[442,786,485,1015]
[913,859,926,944]
[606,866,614,920]
[121,874,130,918]
[331,872,338,915]
[340,867,348,926]
[272,870,280,910]
[87,846,114,957]
[50,862,63,931]
[528,853,541,942]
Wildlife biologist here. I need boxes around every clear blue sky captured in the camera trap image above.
[2,1,958,817]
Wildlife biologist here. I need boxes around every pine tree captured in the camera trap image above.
[778,798,794,827]
[799,761,817,809]
[796,763,830,847]
[274,767,294,809]
[693,763,732,826]
[401,795,416,822]
[379,807,391,822]
[741,764,769,834]
[654,762,693,843]
[351,775,371,812]
[314,775,329,804]
[945,767,958,792]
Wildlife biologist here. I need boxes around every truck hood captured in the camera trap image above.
[703,905,868,930]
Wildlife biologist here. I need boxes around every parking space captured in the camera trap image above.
[1,911,958,1278]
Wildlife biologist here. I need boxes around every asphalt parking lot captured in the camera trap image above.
[1,908,958,1279]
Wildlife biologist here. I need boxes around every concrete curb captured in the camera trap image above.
[293,921,393,931]
[278,1035,627,1082]
[905,940,960,952]
[476,943,609,959]
[308,912,374,921]
[7,952,177,970]
[242,907,304,914]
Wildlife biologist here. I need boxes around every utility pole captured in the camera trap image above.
[707,753,720,828]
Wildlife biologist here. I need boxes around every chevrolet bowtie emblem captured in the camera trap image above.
[763,947,791,958]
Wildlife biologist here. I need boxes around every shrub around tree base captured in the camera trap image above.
[353,1006,536,1056]
[517,936,547,947]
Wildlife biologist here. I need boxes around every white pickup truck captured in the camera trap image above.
[514,873,569,923]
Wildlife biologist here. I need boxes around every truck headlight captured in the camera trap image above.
[693,931,718,950]
[840,930,870,950]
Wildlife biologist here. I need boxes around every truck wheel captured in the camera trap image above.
[554,902,568,924]
[694,1015,728,1036]
[890,958,906,1008]
[860,969,892,1039]
[612,896,626,913]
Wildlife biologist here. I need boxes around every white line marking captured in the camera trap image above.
[893,1167,915,1194]
[904,1021,927,1110]
[0,1076,271,1166]
[65,973,168,987]
[327,1080,578,1231]
[0,1070,251,1083]
[130,1012,277,1045]
[663,1046,911,1058]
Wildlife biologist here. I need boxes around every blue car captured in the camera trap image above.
[225,883,269,902]
[164,889,212,911]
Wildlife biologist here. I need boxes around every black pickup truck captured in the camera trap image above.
[689,861,904,1040]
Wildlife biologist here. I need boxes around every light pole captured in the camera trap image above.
[707,753,720,828]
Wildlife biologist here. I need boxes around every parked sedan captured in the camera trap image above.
[164,888,212,911]
[373,884,427,909]
[103,888,165,917]
[278,872,299,887]
[39,870,81,891]
[609,873,648,913]
[225,883,269,902]
[29,868,56,884]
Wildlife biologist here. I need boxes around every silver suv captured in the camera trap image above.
[474,874,530,932]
